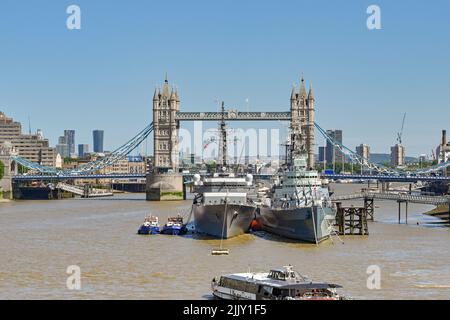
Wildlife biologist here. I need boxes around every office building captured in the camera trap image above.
[0,111,55,166]
[390,144,405,167]
[356,144,370,161]
[56,144,69,158]
[78,144,89,158]
[58,136,66,144]
[0,111,21,141]
[93,130,104,153]
[325,129,344,164]
[318,146,326,163]
[64,130,75,156]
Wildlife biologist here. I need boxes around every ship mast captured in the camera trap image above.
[218,101,228,169]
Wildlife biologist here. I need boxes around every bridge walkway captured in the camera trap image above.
[56,182,113,198]
[332,190,449,206]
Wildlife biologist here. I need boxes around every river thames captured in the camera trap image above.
[0,184,449,300]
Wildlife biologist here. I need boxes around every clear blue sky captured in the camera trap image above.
[1,0,449,157]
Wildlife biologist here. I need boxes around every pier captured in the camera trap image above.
[332,190,450,224]
[335,202,369,236]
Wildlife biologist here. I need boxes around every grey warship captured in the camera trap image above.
[192,171,257,238]
[258,126,335,243]
[192,102,257,239]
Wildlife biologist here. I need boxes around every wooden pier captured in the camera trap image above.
[364,197,374,221]
[335,202,369,236]
[332,190,450,224]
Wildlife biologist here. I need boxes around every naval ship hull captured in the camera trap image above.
[259,206,334,243]
[193,204,256,239]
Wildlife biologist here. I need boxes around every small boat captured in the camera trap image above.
[161,215,188,235]
[211,248,229,256]
[211,265,346,300]
[137,216,160,235]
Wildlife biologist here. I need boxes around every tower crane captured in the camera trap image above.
[396,113,406,145]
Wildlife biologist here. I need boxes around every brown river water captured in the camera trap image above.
[0,183,449,300]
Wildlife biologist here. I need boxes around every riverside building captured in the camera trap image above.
[0,111,56,166]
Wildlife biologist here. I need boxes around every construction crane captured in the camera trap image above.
[396,113,406,145]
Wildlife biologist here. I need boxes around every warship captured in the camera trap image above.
[192,102,257,239]
[192,172,257,238]
[257,126,336,243]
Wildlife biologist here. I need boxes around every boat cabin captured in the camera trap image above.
[143,216,159,227]
[267,266,302,281]
[166,216,183,226]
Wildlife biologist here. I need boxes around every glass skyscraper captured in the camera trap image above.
[78,144,89,158]
[64,130,75,156]
[325,129,344,164]
[93,130,104,153]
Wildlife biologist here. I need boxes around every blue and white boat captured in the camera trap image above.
[137,216,160,235]
[161,215,188,235]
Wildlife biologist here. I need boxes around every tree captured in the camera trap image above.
[206,160,217,173]
[0,160,4,180]
[18,164,28,174]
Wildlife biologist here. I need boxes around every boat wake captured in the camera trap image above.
[414,284,450,289]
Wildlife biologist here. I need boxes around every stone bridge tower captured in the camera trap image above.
[152,75,180,172]
[290,75,315,169]
[147,76,184,201]
[0,142,18,199]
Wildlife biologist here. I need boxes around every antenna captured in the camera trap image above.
[28,116,31,135]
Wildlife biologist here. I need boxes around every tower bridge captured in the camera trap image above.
[148,75,315,200]
[5,75,450,201]
[151,75,315,175]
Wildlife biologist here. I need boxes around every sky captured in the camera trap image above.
[0,0,449,157]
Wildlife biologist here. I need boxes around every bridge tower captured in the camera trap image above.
[152,75,180,172]
[306,84,315,169]
[147,75,184,201]
[290,75,315,169]
[0,142,18,199]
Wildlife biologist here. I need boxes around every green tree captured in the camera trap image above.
[0,160,4,180]
[206,160,217,173]
[18,163,29,174]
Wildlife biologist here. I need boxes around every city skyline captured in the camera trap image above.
[1,1,449,156]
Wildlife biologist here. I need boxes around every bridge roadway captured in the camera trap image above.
[12,173,147,181]
[12,172,450,182]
